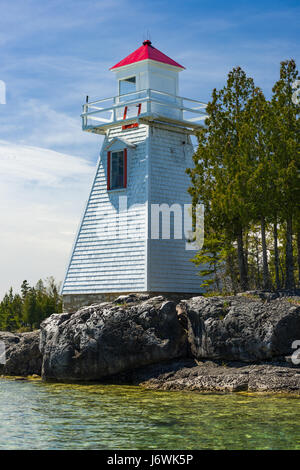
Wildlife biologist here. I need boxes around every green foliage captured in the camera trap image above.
[188,60,300,293]
[0,277,62,332]
[191,230,223,290]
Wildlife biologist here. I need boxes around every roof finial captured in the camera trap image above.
[142,29,151,45]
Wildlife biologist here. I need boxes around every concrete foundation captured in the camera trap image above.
[62,292,202,313]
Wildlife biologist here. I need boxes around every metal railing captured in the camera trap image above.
[82,89,207,130]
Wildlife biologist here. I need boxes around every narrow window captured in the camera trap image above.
[119,76,136,96]
[108,149,127,190]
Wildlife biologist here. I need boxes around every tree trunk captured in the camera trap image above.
[214,261,221,292]
[285,217,295,290]
[261,217,270,290]
[297,230,300,288]
[237,228,248,291]
[273,222,281,290]
[280,259,285,288]
[226,253,238,294]
[244,231,249,285]
[254,235,261,288]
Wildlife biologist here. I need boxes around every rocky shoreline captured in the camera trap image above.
[1,292,300,394]
[139,360,300,393]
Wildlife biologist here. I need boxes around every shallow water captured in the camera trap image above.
[0,378,299,450]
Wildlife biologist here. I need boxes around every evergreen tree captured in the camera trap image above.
[187,66,256,291]
[271,59,300,289]
[0,289,20,331]
[21,280,30,300]
[0,278,62,332]
[22,287,37,328]
[241,89,276,289]
[188,60,299,294]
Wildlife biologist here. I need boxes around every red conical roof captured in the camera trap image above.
[110,40,185,70]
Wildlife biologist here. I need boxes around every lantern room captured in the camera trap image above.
[82,41,206,134]
[110,39,184,97]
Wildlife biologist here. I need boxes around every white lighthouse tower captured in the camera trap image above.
[62,40,206,312]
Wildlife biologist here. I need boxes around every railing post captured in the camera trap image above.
[180,96,183,120]
[113,96,116,122]
[82,104,88,129]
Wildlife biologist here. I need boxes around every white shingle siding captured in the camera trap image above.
[147,126,201,293]
[62,122,202,296]
[62,125,148,294]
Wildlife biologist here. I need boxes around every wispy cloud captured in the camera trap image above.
[0,140,94,296]
[0,98,103,157]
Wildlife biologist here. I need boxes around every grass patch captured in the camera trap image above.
[203,291,234,298]
[115,302,129,308]
[286,298,300,305]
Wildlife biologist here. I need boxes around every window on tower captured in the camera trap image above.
[119,76,136,96]
[107,149,127,190]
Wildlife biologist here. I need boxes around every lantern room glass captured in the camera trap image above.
[119,76,136,96]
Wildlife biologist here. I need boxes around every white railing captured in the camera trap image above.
[82,89,207,130]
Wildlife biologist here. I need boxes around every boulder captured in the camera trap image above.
[40,296,187,381]
[0,330,42,376]
[179,295,300,362]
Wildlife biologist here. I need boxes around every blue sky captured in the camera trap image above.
[0,0,299,295]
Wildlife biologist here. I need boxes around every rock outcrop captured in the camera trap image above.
[179,295,300,362]
[40,295,187,381]
[0,293,299,393]
[139,360,300,394]
[0,330,42,376]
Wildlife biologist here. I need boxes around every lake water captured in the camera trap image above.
[0,378,299,450]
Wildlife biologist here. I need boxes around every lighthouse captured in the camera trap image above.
[61,40,207,312]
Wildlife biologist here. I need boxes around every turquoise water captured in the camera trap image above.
[0,378,299,450]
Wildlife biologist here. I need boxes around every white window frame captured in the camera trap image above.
[118,75,136,97]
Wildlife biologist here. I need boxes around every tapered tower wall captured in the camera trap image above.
[62,125,149,301]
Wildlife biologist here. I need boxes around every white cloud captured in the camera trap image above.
[0,140,95,297]
[0,97,104,157]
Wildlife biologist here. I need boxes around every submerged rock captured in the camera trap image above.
[40,296,187,381]
[180,295,300,362]
[0,330,42,376]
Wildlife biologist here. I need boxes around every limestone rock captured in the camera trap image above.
[40,296,187,381]
[140,360,300,394]
[0,330,42,376]
[180,295,300,362]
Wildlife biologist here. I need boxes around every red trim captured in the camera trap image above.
[122,123,138,130]
[110,41,185,70]
[124,148,127,188]
[122,103,141,130]
[107,151,111,190]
